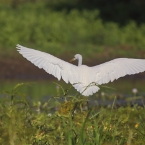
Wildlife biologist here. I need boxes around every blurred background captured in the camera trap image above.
[1,0,145,100]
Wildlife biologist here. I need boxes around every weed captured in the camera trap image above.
[0,83,145,144]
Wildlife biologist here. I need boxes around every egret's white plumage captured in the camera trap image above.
[16,44,145,96]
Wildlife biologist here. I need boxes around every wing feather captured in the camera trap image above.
[17,45,145,96]
[16,44,78,83]
[93,58,145,85]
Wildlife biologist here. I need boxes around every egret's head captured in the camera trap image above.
[70,54,82,62]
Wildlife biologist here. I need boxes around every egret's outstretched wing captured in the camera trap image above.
[16,44,79,84]
[93,58,145,85]
[17,45,145,96]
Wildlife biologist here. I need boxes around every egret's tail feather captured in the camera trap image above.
[73,83,100,96]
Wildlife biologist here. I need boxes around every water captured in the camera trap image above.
[0,78,145,106]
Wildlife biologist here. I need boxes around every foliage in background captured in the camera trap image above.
[0,83,145,144]
[2,0,145,25]
[0,2,145,59]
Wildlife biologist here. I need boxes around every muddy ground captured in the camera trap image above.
[1,55,145,81]
[0,55,55,80]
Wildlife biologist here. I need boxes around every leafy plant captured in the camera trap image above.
[1,3,145,59]
[0,83,145,144]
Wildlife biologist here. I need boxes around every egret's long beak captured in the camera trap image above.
[69,58,75,63]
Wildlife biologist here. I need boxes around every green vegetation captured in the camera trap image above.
[1,2,145,60]
[0,83,145,145]
[1,2,145,144]
[2,0,145,25]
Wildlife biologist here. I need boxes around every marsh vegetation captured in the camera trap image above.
[0,84,145,145]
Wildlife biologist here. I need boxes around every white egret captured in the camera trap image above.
[16,44,145,96]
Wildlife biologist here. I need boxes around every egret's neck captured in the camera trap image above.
[78,57,82,66]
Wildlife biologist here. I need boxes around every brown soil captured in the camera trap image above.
[1,55,145,81]
[0,55,55,80]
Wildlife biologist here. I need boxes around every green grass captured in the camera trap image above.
[0,83,145,144]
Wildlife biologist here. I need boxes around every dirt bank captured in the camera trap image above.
[0,55,55,80]
[1,55,145,81]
